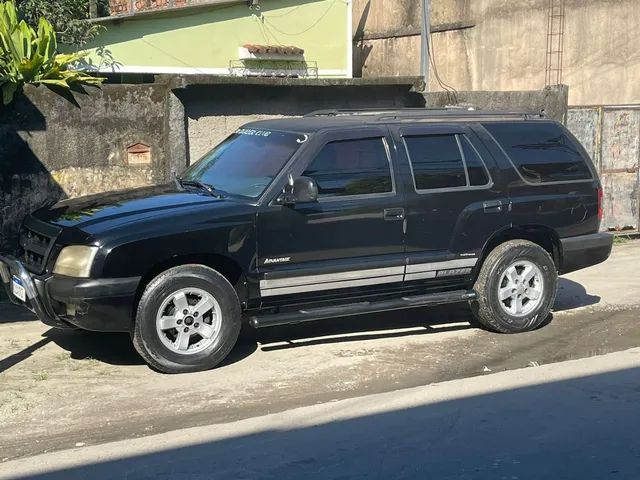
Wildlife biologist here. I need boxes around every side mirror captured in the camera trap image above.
[281,176,318,205]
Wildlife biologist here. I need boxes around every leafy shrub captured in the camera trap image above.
[16,0,110,46]
[0,1,103,105]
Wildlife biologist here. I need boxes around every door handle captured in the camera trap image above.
[483,200,503,214]
[384,208,405,221]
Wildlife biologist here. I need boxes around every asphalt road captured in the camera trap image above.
[0,241,639,464]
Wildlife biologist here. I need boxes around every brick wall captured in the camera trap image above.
[109,0,131,14]
[109,0,193,15]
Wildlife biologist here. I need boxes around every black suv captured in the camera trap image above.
[0,109,613,373]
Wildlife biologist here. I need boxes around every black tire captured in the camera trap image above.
[470,240,557,333]
[132,265,241,374]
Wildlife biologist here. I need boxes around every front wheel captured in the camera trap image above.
[132,265,241,373]
[470,240,557,333]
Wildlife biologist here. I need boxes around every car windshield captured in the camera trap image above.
[181,129,305,199]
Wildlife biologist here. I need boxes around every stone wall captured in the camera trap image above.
[109,0,228,16]
[0,83,182,251]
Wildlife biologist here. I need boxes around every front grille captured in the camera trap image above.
[19,218,61,274]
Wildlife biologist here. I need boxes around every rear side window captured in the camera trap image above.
[483,122,593,183]
[403,134,492,191]
[303,137,393,197]
[403,135,466,190]
[460,136,490,186]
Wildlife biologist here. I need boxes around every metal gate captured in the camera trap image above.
[567,105,640,232]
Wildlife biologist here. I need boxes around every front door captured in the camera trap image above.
[255,127,407,306]
[390,124,511,285]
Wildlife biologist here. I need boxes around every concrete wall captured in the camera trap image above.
[424,85,569,123]
[0,84,182,251]
[354,0,640,106]
[176,79,426,161]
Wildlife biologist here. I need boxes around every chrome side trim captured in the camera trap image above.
[261,274,405,297]
[260,266,405,290]
[406,258,477,274]
[404,271,437,282]
[260,258,479,297]
[437,267,473,277]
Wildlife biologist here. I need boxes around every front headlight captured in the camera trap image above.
[53,246,99,278]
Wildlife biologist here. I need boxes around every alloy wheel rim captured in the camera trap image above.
[155,287,222,355]
[497,260,544,317]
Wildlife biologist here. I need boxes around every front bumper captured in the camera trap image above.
[0,254,140,332]
[560,232,614,274]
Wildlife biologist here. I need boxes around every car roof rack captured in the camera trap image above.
[304,108,546,122]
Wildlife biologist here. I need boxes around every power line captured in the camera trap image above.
[263,0,338,36]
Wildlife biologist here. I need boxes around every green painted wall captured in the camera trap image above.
[82,0,351,77]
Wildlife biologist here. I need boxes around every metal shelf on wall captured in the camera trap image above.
[228,60,319,79]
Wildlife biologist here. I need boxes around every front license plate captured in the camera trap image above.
[11,276,26,302]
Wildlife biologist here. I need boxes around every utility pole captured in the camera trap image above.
[420,0,430,91]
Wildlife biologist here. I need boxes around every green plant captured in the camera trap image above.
[0,1,103,105]
[17,0,109,46]
[613,235,630,246]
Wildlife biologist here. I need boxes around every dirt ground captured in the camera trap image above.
[1,240,639,462]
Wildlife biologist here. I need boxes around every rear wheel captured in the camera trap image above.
[470,240,557,333]
[132,265,241,373]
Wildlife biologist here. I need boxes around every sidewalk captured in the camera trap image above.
[2,347,640,480]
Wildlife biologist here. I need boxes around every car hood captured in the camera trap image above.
[33,184,232,230]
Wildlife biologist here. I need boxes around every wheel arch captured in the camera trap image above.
[133,253,247,318]
[477,225,562,278]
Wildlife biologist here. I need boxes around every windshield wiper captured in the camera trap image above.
[177,176,224,198]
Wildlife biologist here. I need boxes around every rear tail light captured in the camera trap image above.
[597,186,604,222]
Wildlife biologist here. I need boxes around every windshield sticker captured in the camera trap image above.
[237,128,272,137]
[297,134,309,144]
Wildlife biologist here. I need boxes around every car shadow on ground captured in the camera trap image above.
[0,276,601,373]
[40,305,475,371]
[554,278,601,311]
[43,328,259,370]
[254,303,477,352]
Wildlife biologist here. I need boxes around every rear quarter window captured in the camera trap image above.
[483,121,593,183]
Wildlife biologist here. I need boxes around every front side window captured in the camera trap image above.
[182,129,303,198]
[302,137,393,198]
[483,121,593,183]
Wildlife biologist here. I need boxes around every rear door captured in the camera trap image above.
[255,127,407,305]
[481,121,601,238]
[390,124,511,287]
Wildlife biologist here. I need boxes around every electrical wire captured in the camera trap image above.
[428,32,458,104]
[261,4,304,19]
[139,37,207,73]
[262,21,286,46]
[263,0,338,36]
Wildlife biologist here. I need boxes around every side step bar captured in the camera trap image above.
[249,289,477,329]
